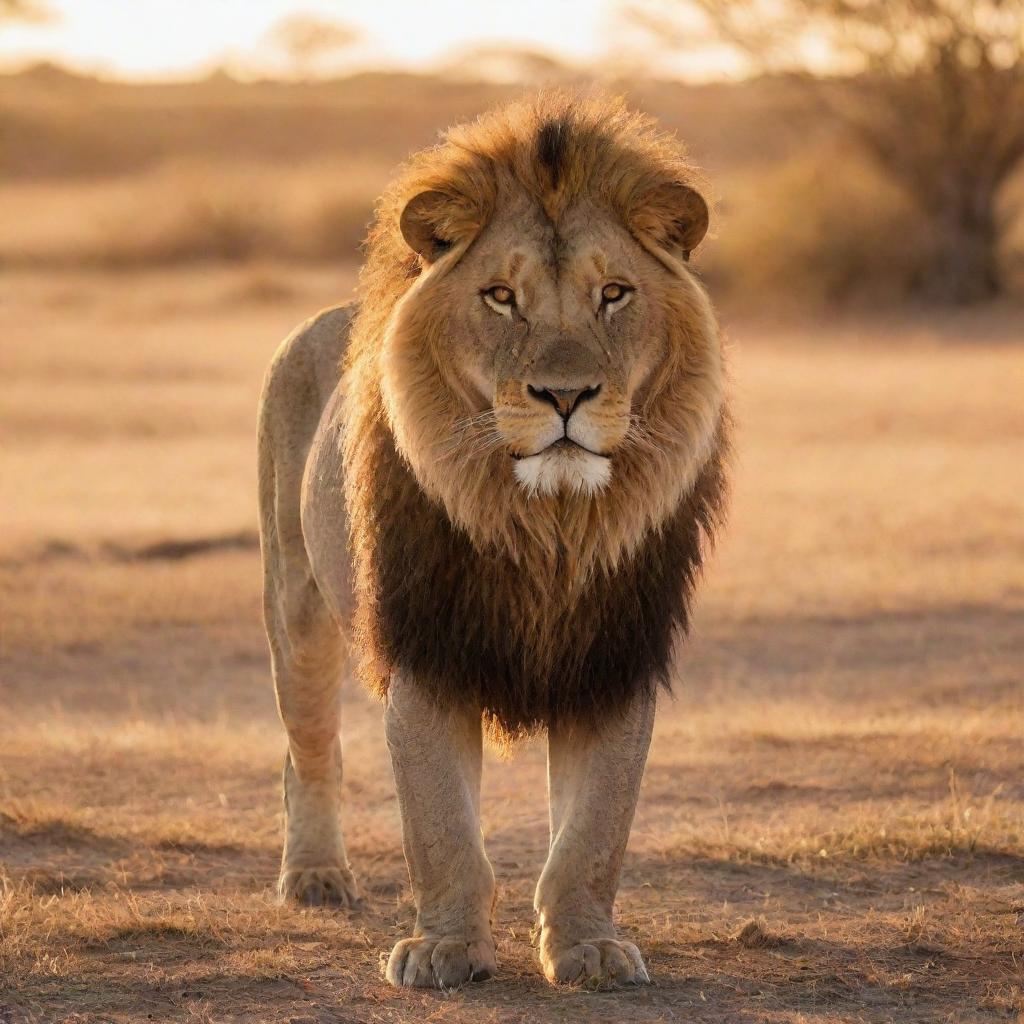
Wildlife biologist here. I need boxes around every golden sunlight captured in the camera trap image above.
[0,0,635,79]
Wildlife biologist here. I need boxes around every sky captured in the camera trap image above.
[0,0,745,81]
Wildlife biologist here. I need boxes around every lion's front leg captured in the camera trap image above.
[382,674,496,988]
[535,695,655,988]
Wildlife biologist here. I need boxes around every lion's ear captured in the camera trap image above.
[630,181,709,263]
[400,189,479,262]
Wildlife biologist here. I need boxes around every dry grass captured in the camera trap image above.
[1,266,1022,1022]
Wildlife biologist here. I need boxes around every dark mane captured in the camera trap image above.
[355,416,729,739]
[536,116,572,188]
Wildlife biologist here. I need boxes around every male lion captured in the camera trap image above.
[257,93,728,989]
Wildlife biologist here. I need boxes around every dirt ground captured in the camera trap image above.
[1,267,1022,1023]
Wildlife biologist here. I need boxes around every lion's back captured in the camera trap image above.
[259,304,352,429]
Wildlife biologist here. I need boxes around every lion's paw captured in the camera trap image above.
[384,936,496,988]
[279,865,360,908]
[543,938,650,988]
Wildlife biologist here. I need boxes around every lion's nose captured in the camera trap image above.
[526,383,601,420]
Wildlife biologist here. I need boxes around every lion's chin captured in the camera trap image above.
[513,447,611,497]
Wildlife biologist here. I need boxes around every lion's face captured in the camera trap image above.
[383,184,715,502]
[444,195,669,497]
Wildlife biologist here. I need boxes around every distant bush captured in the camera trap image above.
[96,179,278,267]
[0,157,379,269]
[296,193,375,262]
[706,145,935,309]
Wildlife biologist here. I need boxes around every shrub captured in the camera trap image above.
[706,144,934,309]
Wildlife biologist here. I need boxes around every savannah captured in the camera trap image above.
[1,4,1023,1022]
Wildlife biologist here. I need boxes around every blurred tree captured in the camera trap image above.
[0,0,53,21]
[450,46,575,85]
[266,14,361,78]
[641,0,1024,303]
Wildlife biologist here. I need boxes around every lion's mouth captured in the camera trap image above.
[511,437,609,461]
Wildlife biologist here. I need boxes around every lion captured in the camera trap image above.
[257,92,728,989]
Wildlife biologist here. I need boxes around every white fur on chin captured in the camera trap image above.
[513,448,612,497]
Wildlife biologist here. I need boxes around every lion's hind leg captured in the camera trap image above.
[258,311,358,908]
[265,552,358,907]
[263,520,358,908]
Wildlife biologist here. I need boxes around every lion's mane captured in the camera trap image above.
[342,93,729,738]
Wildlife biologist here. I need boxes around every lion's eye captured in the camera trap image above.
[485,285,515,306]
[601,283,632,305]
[482,284,516,317]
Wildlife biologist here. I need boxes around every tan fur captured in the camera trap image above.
[257,92,729,989]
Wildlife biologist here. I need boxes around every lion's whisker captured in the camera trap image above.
[436,425,507,461]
